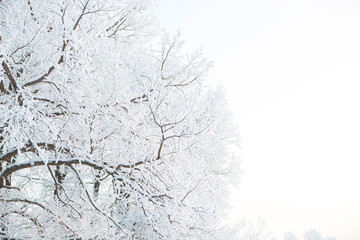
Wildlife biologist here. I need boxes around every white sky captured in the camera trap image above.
[156,1,360,240]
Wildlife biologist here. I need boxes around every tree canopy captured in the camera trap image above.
[0,0,239,239]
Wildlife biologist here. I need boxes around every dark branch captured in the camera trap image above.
[22,66,55,87]
[0,158,104,187]
[22,1,90,88]
[1,61,18,92]
[0,142,69,164]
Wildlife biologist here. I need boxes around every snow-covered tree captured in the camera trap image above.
[303,229,335,240]
[0,0,239,239]
[304,230,323,240]
[279,229,336,240]
[284,232,298,240]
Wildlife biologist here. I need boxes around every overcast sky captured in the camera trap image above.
[156,1,360,239]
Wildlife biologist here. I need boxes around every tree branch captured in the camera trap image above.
[46,165,82,218]
[0,197,74,232]
[70,165,128,236]
[0,142,70,164]
[1,61,18,92]
[22,0,91,88]
[22,66,55,87]
[0,158,104,187]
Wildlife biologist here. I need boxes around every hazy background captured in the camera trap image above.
[156,1,360,239]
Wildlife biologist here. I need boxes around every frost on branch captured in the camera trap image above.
[0,0,240,239]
